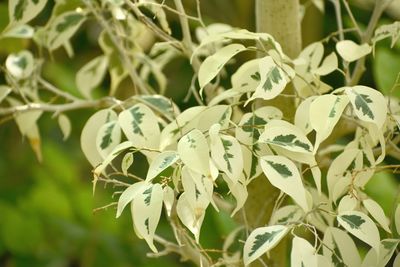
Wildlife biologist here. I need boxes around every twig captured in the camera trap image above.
[38,77,80,101]
[341,0,363,38]
[0,97,121,116]
[331,0,344,41]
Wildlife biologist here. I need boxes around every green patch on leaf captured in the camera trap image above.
[248,230,282,257]
[332,239,345,267]
[144,218,150,234]
[276,210,297,224]
[242,115,267,141]
[14,0,28,21]
[143,187,153,206]
[340,214,365,229]
[270,134,311,152]
[251,71,261,81]
[354,93,374,120]
[56,14,84,33]
[329,97,342,118]
[262,67,282,92]
[100,123,115,150]
[266,161,292,178]
[222,138,234,173]
[129,107,145,136]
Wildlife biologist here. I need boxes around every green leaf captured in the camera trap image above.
[243,225,288,265]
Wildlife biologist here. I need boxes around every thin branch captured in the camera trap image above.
[38,77,81,101]
[86,1,152,94]
[0,97,120,116]
[331,0,344,41]
[341,0,363,38]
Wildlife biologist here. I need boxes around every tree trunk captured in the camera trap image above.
[243,1,302,266]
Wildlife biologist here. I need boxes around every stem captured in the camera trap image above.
[0,97,120,116]
[331,0,344,41]
[349,0,387,85]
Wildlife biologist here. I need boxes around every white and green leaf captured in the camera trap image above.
[8,0,47,26]
[362,239,399,267]
[345,86,387,128]
[131,183,163,253]
[116,181,147,218]
[363,198,391,233]
[47,11,86,50]
[243,225,289,266]
[76,55,108,99]
[96,120,121,159]
[81,109,118,167]
[146,151,179,181]
[5,50,34,79]
[177,129,210,176]
[121,152,134,176]
[209,124,243,184]
[309,95,349,152]
[290,237,318,267]
[260,155,309,211]
[198,43,247,94]
[118,103,160,150]
[2,24,34,38]
[337,211,380,251]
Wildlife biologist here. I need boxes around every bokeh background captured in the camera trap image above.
[0,1,399,266]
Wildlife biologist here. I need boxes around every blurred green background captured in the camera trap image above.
[0,1,399,267]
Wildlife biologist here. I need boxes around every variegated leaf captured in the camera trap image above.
[345,86,387,128]
[362,239,399,267]
[231,59,261,92]
[260,155,309,211]
[121,152,134,176]
[323,227,361,267]
[269,205,303,226]
[243,225,289,266]
[363,198,391,233]
[337,211,380,251]
[310,95,349,152]
[76,55,108,99]
[81,109,117,167]
[209,124,243,184]
[5,50,34,79]
[199,43,247,94]
[291,237,318,267]
[8,0,47,26]
[146,151,179,181]
[336,40,372,62]
[116,181,147,218]
[118,103,160,150]
[47,11,86,50]
[96,120,121,159]
[177,129,210,176]
[131,183,163,252]
[196,105,232,131]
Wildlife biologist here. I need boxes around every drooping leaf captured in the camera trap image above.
[345,86,387,128]
[81,109,118,167]
[231,59,261,92]
[260,155,309,211]
[146,151,179,181]
[323,227,361,267]
[373,21,400,47]
[294,96,317,135]
[362,239,399,267]
[177,129,210,176]
[209,124,243,183]
[121,152,134,176]
[309,95,349,152]
[76,55,108,99]
[118,104,160,150]
[58,114,71,141]
[363,198,391,233]
[290,237,318,267]
[198,43,247,94]
[336,40,372,62]
[116,181,146,218]
[176,192,205,243]
[131,183,163,252]
[135,95,180,121]
[243,225,289,265]
[337,211,380,251]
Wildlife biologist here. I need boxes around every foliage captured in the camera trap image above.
[0,0,400,266]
